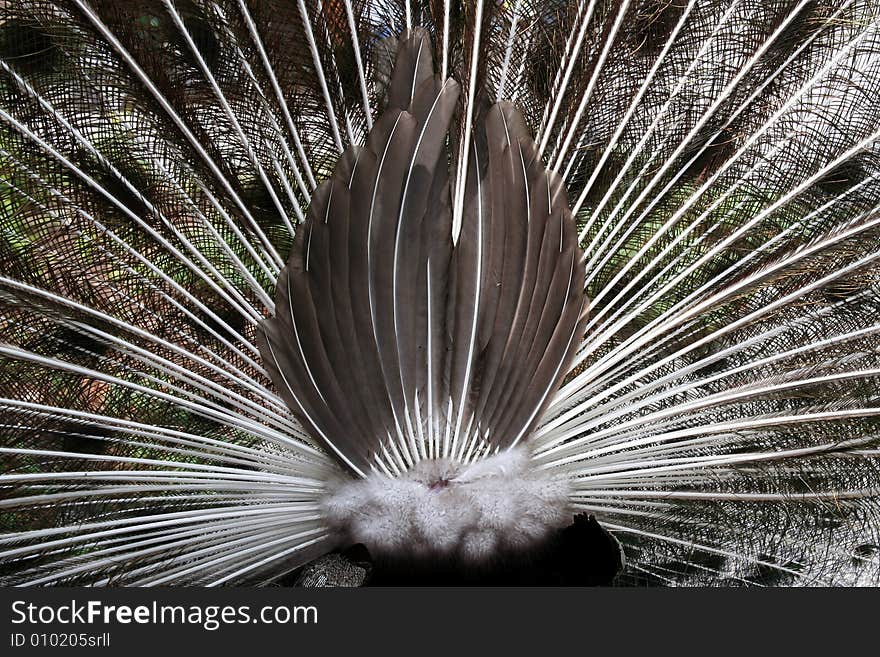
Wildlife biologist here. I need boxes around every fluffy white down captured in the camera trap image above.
[321,447,572,562]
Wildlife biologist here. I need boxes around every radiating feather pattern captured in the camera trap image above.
[259,29,588,476]
[0,0,877,585]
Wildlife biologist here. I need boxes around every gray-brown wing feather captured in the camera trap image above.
[259,31,462,473]
[447,103,588,454]
[260,32,586,472]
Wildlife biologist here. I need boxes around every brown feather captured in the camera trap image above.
[259,31,587,471]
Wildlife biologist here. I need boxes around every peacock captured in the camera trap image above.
[1,0,879,587]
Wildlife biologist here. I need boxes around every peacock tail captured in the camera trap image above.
[1,0,879,586]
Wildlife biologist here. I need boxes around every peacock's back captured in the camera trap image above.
[1,0,879,586]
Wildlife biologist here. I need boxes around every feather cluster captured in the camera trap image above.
[322,447,571,562]
[0,0,879,586]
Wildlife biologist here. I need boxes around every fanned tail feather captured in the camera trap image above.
[0,0,878,585]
